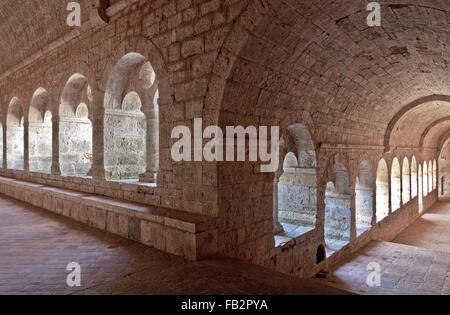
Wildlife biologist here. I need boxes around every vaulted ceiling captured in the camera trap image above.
[1,0,450,153]
[0,0,88,74]
[221,0,450,149]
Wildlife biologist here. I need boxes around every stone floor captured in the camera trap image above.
[393,200,450,252]
[0,194,348,295]
[317,200,450,295]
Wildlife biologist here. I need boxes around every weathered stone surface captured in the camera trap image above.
[0,0,446,282]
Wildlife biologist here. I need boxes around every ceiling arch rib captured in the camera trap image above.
[438,130,450,155]
[385,96,450,151]
[420,118,450,150]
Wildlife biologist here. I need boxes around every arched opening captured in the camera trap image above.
[391,158,401,212]
[376,159,389,222]
[29,88,52,172]
[275,124,317,239]
[402,157,410,204]
[423,162,429,196]
[411,157,418,198]
[60,74,93,176]
[7,97,24,170]
[104,52,159,182]
[325,163,351,255]
[316,245,326,264]
[433,160,437,190]
[428,161,433,192]
[355,161,373,236]
[418,165,423,211]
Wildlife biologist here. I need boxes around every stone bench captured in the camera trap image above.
[0,176,217,261]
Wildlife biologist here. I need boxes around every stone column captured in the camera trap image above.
[90,88,105,181]
[139,108,158,183]
[350,182,357,244]
[23,119,29,172]
[371,178,377,226]
[139,81,161,184]
[3,120,7,170]
[51,115,61,175]
[272,178,284,234]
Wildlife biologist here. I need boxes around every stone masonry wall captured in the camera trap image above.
[0,0,445,279]
[278,168,316,226]
[59,118,93,175]
[104,110,146,180]
[7,125,24,170]
[29,123,52,172]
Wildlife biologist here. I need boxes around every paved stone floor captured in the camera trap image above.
[0,194,348,295]
[318,200,450,295]
[393,200,450,252]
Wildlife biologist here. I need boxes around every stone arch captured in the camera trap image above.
[28,88,52,172]
[376,159,389,222]
[103,51,159,181]
[274,123,317,241]
[7,97,24,170]
[324,163,351,255]
[383,95,450,152]
[419,116,450,150]
[355,161,373,236]
[411,157,418,198]
[391,158,401,212]
[59,73,93,176]
[402,157,410,204]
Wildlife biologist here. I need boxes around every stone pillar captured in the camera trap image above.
[139,108,158,183]
[3,121,7,170]
[138,80,160,184]
[272,178,284,234]
[90,88,105,181]
[51,115,61,175]
[23,119,29,172]
[371,178,377,226]
[350,182,357,243]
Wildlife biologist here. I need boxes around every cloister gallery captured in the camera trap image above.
[0,0,450,295]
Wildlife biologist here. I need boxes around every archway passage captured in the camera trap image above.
[104,52,159,182]
[376,159,389,222]
[59,74,93,176]
[29,88,52,172]
[275,124,317,240]
[7,97,24,170]
[402,158,410,204]
[411,157,418,198]
[355,161,373,236]
[325,163,351,255]
[391,158,401,212]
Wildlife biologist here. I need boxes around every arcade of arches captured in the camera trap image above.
[0,0,450,294]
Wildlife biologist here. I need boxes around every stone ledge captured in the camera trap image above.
[0,176,217,261]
